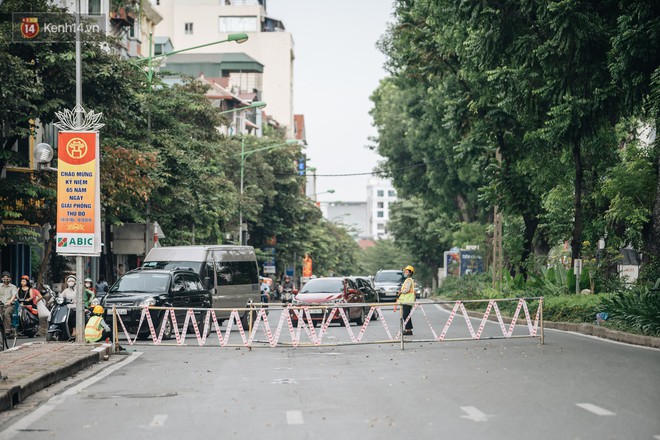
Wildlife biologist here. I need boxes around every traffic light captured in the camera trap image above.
[297,156,306,176]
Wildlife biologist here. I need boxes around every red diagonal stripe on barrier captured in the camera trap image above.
[439,301,460,341]
[418,304,439,340]
[474,301,495,339]
[115,309,135,345]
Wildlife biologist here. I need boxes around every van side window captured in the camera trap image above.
[231,261,259,285]
[216,262,233,286]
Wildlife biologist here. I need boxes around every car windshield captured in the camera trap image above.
[142,261,202,272]
[110,273,170,293]
[300,279,343,294]
[375,272,403,283]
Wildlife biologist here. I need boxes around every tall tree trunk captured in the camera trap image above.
[520,212,539,279]
[571,140,583,261]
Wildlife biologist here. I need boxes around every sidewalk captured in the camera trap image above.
[0,342,113,411]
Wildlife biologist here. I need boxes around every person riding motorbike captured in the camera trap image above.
[8,275,41,337]
[280,275,294,303]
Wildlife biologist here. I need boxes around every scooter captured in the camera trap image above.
[282,287,293,303]
[46,293,75,342]
[10,300,39,340]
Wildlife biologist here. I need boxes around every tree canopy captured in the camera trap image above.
[371,0,659,286]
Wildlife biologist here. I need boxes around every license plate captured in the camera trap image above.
[309,308,324,315]
[115,308,127,315]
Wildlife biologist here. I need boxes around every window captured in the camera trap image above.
[377,190,384,197]
[377,223,385,230]
[377,202,384,209]
[388,190,396,197]
[377,211,384,218]
[185,22,193,34]
[219,16,258,32]
[232,261,259,285]
[88,0,101,14]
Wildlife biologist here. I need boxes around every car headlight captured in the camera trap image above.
[139,297,156,307]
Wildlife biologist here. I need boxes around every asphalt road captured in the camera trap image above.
[1,302,658,440]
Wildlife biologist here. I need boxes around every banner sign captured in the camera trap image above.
[56,131,101,255]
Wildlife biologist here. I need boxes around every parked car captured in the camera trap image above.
[348,276,378,302]
[102,268,212,340]
[290,277,367,326]
[373,269,404,302]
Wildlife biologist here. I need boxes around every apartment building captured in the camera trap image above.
[366,178,397,239]
[151,0,294,135]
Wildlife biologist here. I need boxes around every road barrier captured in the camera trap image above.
[110,297,544,349]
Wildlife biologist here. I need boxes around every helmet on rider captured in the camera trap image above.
[93,305,104,315]
[404,265,415,275]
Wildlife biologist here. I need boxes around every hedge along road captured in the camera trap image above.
[2,301,658,440]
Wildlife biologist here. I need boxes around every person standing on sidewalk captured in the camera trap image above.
[397,265,416,336]
[0,272,17,337]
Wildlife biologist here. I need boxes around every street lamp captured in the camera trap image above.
[139,32,250,256]
[142,32,249,89]
[218,101,267,115]
[314,189,335,198]
[236,138,302,245]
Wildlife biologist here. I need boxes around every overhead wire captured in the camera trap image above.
[239,158,443,177]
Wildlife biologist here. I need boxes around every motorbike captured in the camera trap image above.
[41,284,55,310]
[11,300,39,339]
[46,293,75,342]
[282,287,294,303]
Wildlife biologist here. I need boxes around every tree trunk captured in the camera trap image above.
[455,194,470,222]
[571,140,583,261]
[520,212,539,279]
[36,226,55,289]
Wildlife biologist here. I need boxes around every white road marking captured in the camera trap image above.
[653,435,660,439]
[149,415,168,427]
[286,410,304,425]
[575,403,616,416]
[460,406,492,422]
[0,352,143,440]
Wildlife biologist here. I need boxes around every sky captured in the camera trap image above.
[266,0,396,203]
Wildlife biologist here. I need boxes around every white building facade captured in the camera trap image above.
[151,0,294,134]
[366,178,397,240]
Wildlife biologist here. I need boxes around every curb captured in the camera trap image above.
[0,343,113,412]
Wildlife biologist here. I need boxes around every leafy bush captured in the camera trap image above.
[437,273,490,300]
[542,295,602,322]
[598,287,660,336]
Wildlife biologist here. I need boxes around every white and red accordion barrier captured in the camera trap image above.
[111,297,544,348]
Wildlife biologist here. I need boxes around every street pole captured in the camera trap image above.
[238,137,245,245]
[145,33,154,258]
[74,0,85,343]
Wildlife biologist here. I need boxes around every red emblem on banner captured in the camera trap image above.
[20,17,39,39]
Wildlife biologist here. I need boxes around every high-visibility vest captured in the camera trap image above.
[84,315,104,342]
[397,278,416,304]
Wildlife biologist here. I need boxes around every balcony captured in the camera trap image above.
[110,6,136,28]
